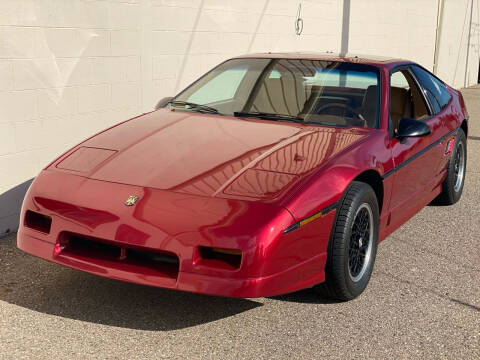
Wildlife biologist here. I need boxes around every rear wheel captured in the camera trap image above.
[315,181,379,301]
[434,128,467,205]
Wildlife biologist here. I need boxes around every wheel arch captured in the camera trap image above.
[461,119,468,136]
[352,170,384,215]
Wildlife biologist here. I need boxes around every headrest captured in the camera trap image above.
[362,85,378,107]
[390,87,408,115]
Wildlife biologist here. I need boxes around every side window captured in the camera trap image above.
[390,71,409,89]
[188,66,248,104]
[411,65,452,114]
[389,70,429,132]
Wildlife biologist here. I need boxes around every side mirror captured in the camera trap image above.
[155,96,173,110]
[396,118,431,138]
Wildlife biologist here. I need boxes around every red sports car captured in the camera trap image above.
[18,53,468,300]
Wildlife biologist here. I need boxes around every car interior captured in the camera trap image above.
[247,72,378,127]
[249,80,371,126]
[389,69,430,133]
[247,67,430,131]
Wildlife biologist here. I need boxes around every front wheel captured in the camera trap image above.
[315,181,379,301]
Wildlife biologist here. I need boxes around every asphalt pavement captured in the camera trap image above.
[1,87,479,360]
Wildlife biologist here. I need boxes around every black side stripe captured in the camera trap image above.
[382,127,459,179]
[283,201,339,234]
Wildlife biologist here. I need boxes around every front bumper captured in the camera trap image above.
[17,170,334,298]
[18,230,328,297]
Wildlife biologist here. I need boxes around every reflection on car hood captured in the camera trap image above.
[52,109,367,201]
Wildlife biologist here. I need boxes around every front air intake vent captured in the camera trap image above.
[57,233,180,280]
[197,247,242,270]
[24,210,52,234]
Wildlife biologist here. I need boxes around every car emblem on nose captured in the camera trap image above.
[125,195,139,206]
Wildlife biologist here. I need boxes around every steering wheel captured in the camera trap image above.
[315,103,367,127]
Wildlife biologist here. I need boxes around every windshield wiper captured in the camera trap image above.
[168,100,220,114]
[234,111,304,123]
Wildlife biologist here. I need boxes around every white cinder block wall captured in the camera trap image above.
[1,0,479,235]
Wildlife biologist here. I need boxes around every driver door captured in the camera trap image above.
[387,67,444,227]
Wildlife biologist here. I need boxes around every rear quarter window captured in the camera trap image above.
[411,65,451,114]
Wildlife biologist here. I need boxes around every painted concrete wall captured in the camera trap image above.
[1,0,479,235]
[436,0,480,87]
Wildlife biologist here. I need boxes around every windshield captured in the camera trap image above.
[173,58,381,128]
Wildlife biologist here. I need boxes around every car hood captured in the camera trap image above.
[52,109,368,202]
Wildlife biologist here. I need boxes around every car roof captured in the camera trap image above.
[233,52,409,67]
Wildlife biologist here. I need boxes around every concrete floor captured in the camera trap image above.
[1,88,479,360]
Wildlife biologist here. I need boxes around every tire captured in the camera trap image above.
[434,128,467,205]
[315,181,379,301]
